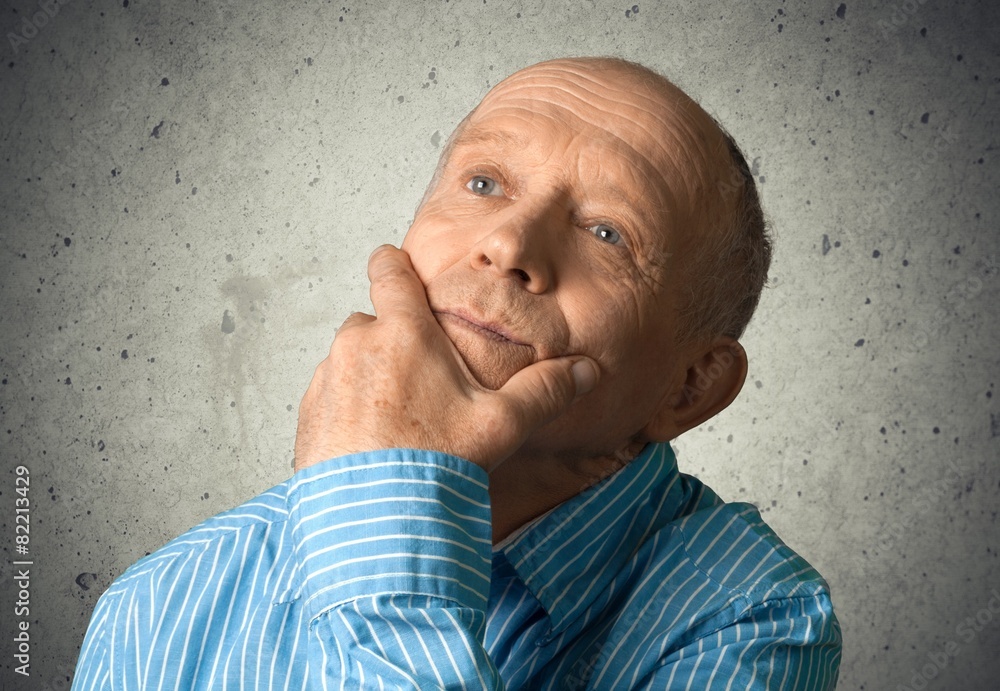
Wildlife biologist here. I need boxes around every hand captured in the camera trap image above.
[293,245,599,473]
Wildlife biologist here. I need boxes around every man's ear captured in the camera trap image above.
[643,338,748,442]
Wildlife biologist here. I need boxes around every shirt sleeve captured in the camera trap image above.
[286,448,504,689]
[640,593,842,690]
[70,594,114,690]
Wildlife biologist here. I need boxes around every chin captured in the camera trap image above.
[464,358,522,391]
[439,320,533,391]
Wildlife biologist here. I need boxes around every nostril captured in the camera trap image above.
[513,269,530,282]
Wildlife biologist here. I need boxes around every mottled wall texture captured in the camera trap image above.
[1,0,997,688]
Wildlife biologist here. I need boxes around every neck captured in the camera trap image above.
[487,441,645,544]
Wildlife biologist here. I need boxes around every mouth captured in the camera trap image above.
[430,305,545,389]
[433,310,531,348]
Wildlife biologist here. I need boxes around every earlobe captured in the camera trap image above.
[643,338,749,442]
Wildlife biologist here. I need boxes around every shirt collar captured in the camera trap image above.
[496,442,689,635]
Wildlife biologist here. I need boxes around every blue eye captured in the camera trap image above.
[591,224,622,245]
[467,175,501,195]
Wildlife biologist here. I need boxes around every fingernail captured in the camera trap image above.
[571,359,599,395]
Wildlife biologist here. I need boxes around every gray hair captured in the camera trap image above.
[676,129,772,344]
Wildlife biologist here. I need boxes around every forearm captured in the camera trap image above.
[289,448,502,689]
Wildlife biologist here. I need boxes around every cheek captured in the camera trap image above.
[559,274,647,368]
[402,219,469,286]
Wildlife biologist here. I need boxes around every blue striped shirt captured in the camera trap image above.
[72,443,841,689]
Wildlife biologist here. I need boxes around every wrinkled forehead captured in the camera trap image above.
[471,64,684,148]
[474,60,724,156]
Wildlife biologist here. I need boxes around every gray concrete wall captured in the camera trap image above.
[1,0,997,688]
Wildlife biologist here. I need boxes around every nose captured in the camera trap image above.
[469,198,560,293]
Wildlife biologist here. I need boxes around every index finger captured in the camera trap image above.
[367,245,431,318]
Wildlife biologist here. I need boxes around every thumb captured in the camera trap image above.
[496,356,600,431]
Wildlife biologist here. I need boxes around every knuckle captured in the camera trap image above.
[372,260,410,288]
[487,395,523,431]
[476,404,512,445]
[532,372,571,412]
[337,311,371,334]
[382,312,433,348]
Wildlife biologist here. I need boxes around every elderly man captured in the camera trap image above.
[72,57,841,689]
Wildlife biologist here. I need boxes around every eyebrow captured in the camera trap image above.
[451,127,659,208]
[450,127,531,153]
